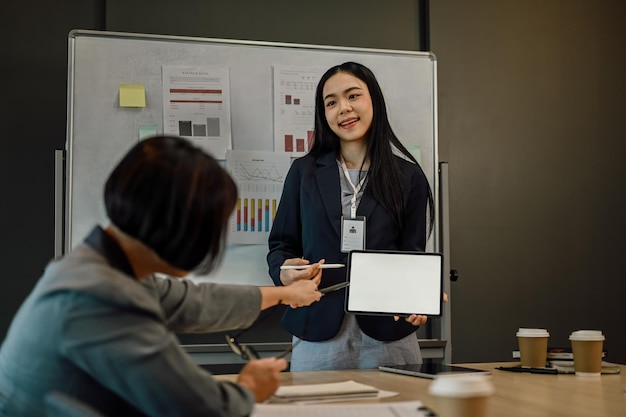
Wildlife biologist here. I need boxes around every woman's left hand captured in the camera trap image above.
[392,292,448,325]
[393,314,428,326]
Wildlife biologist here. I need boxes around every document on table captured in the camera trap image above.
[253,400,429,417]
[271,380,379,402]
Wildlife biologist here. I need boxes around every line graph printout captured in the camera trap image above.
[273,66,324,155]
[162,66,232,158]
[226,150,291,244]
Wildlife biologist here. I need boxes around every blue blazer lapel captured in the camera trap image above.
[314,153,342,237]
[356,187,377,220]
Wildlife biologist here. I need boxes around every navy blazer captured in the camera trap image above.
[267,151,429,342]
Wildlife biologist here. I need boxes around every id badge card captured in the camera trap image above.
[341,216,366,253]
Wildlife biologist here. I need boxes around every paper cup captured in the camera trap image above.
[516,328,549,368]
[428,374,494,417]
[569,330,605,376]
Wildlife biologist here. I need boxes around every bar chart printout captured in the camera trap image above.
[162,65,232,158]
[273,66,323,155]
[226,150,291,244]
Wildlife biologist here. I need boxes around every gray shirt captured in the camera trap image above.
[338,162,368,218]
[0,226,261,417]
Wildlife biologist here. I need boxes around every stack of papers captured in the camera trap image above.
[549,360,621,374]
[254,400,429,417]
[271,380,379,402]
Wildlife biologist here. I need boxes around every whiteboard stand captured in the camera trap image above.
[435,162,452,362]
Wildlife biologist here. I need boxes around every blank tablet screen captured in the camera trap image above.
[345,250,442,316]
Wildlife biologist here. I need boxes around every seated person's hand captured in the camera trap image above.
[285,276,322,308]
[237,358,288,402]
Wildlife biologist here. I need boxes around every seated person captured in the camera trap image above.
[0,135,322,417]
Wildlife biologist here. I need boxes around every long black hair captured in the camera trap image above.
[104,135,238,274]
[310,62,434,237]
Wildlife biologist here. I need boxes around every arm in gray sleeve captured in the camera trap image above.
[145,276,262,333]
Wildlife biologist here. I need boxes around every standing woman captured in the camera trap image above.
[267,62,435,371]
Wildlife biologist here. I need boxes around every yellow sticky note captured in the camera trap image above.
[119,84,146,108]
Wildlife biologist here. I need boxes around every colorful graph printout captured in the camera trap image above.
[226,150,291,244]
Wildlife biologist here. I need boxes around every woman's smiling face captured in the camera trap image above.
[322,71,373,145]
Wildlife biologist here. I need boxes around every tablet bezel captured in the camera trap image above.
[344,250,443,317]
[378,363,491,379]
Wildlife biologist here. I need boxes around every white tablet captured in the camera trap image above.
[345,250,443,316]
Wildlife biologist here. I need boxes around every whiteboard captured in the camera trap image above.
[66,30,438,285]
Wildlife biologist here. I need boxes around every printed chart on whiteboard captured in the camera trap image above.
[161,65,232,158]
[226,150,291,244]
[273,66,324,155]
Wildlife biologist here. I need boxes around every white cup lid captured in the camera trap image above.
[428,374,494,398]
[516,328,549,337]
[569,330,605,341]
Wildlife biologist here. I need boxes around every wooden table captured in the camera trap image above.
[216,362,626,416]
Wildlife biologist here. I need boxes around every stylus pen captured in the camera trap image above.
[280,263,345,270]
[319,282,349,294]
[496,366,558,375]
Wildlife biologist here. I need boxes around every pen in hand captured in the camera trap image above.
[319,282,349,294]
[280,263,345,270]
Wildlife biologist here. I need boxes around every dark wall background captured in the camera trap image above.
[431,0,626,364]
[2,0,624,366]
[105,0,426,50]
[0,0,104,340]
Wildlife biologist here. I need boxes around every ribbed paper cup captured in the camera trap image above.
[428,374,494,417]
[516,328,549,368]
[569,330,605,376]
